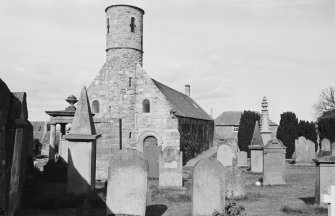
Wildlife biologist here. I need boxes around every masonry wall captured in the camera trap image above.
[0,79,33,215]
[134,65,180,151]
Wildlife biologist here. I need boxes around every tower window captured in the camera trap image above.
[130,17,136,33]
[129,132,132,138]
[92,100,100,113]
[129,77,132,87]
[142,99,150,113]
[107,18,110,34]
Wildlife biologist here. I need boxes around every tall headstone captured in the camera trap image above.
[237,151,248,167]
[260,97,272,145]
[218,138,239,159]
[224,166,246,199]
[263,139,286,185]
[63,86,101,195]
[192,158,226,216]
[307,140,316,161]
[295,136,314,166]
[159,146,183,188]
[322,138,331,152]
[249,121,264,173]
[106,148,149,216]
[217,144,233,166]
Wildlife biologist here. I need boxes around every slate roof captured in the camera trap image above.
[215,111,278,126]
[152,79,212,121]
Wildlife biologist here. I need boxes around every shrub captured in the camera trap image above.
[212,202,247,216]
[276,112,299,158]
[237,111,261,157]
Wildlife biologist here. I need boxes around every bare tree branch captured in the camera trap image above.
[313,87,335,118]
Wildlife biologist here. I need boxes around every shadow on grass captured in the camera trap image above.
[299,197,315,205]
[146,204,168,216]
[281,205,304,215]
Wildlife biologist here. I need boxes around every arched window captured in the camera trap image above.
[142,99,150,113]
[92,100,100,113]
[130,17,136,33]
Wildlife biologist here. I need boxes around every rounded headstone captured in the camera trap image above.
[192,158,225,216]
[217,145,233,166]
[106,148,149,216]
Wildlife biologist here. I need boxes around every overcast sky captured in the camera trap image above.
[1,0,334,123]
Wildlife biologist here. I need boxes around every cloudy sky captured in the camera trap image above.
[1,0,334,123]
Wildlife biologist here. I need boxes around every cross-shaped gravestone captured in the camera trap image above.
[322,185,335,216]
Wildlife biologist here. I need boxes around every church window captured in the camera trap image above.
[142,99,150,113]
[130,17,136,33]
[107,18,110,34]
[129,77,132,87]
[129,132,132,138]
[92,100,100,113]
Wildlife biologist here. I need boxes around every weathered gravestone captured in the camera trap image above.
[106,148,149,216]
[263,139,286,185]
[192,158,226,216]
[332,142,335,156]
[217,144,234,166]
[64,86,101,195]
[218,138,239,160]
[237,151,248,167]
[314,157,335,206]
[307,139,316,161]
[224,166,246,199]
[322,138,331,152]
[249,121,264,173]
[159,146,183,188]
[295,136,314,166]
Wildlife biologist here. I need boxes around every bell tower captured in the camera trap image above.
[105,5,144,64]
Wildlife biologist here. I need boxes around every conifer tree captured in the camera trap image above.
[237,110,261,157]
[298,120,317,150]
[276,112,299,158]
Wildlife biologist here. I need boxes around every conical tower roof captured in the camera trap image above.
[70,86,96,135]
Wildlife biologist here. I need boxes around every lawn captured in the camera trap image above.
[20,161,328,216]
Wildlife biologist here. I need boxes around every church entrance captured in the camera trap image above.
[143,136,161,178]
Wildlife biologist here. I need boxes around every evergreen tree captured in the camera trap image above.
[237,110,261,157]
[318,117,335,143]
[298,120,317,151]
[276,112,299,158]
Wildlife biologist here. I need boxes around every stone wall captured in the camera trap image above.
[0,79,33,215]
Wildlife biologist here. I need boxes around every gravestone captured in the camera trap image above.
[249,121,264,173]
[332,143,335,156]
[314,157,335,206]
[307,140,316,161]
[237,151,248,167]
[159,146,183,188]
[224,166,246,199]
[64,86,101,195]
[218,138,239,159]
[143,136,161,178]
[106,148,149,216]
[321,185,335,216]
[217,144,233,166]
[192,158,226,216]
[263,139,286,185]
[322,138,331,151]
[295,136,314,166]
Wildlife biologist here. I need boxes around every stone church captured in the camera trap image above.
[87,4,214,178]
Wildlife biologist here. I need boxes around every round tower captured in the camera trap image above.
[105,5,144,64]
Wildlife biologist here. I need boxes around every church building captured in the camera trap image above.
[87,4,214,178]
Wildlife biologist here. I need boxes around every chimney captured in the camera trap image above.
[185,84,190,97]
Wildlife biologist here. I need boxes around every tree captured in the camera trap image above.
[276,112,299,158]
[298,120,318,150]
[313,87,335,118]
[237,110,261,157]
[318,117,335,143]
